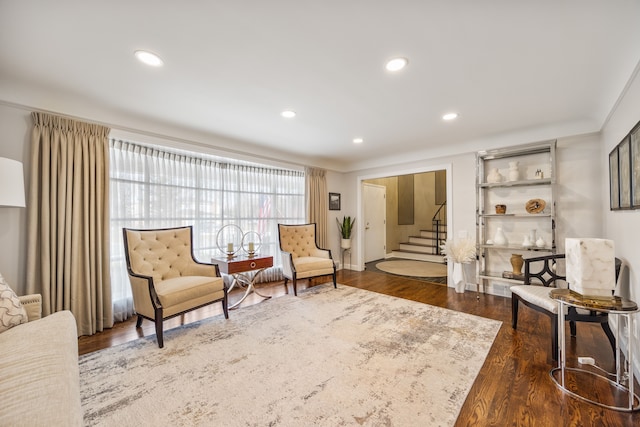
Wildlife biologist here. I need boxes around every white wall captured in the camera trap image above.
[0,104,31,293]
[601,64,640,375]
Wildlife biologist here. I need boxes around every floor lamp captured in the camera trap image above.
[0,157,25,208]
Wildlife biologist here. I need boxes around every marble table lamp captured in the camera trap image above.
[565,238,616,298]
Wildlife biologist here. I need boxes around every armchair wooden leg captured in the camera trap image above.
[136,315,143,328]
[293,277,297,296]
[222,296,229,319]
[332,271,337,289]
[511,296,519,329]
[155,308,164,348]
[283,278,289,294]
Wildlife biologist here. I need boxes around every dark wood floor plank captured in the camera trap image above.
[78,269,640,425]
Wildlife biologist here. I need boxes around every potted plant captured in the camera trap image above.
[337,216,356,249]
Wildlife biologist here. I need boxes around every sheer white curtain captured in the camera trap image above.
[109,139,305,322]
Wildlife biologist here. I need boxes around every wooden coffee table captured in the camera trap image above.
[212,254,273,309]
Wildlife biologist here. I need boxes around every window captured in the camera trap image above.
[109,139,305,321]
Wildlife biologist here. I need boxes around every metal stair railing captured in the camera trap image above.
[431,201,447,255]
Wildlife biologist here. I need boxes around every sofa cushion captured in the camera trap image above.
[293,256,335,279]
[0,310,82,426]
[0,273,27,334]
[155,275,225,308]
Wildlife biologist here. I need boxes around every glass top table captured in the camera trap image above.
[549,288,639,412]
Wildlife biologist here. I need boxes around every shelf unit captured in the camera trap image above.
[476,140,557,293]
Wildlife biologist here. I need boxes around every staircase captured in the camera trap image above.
[391,227,447,263]
[390,201,447,263]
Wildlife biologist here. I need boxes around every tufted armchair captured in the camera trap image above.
[123,226,228,348]
[278,223,337,296]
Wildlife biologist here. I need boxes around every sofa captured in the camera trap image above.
[0,293,83,426]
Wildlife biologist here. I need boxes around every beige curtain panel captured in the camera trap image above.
[305,167,328,248]
[26,112,113,336]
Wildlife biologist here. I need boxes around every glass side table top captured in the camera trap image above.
[549,288,638,312]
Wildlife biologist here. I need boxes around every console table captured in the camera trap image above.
[549,288,640,411]
[212,254,273,309]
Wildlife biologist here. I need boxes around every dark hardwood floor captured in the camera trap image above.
[78,269,639,426]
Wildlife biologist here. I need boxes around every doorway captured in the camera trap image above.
[356,164,452,271]
[363,183,386,263]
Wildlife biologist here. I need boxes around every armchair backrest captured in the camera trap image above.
[123,226,196,282]
[278,223,321,259]
[524,254,566,288]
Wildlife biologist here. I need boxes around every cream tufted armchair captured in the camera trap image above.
[278,223,336,296]
[123,226,228,348]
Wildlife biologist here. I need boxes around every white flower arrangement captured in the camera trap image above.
[441,237,476,264]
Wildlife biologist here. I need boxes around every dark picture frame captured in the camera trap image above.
[329,192,341,210]
[610,147,619,210]
[631,123,640,208]
[619,136,631,209]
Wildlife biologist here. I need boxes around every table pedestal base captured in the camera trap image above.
[227,269,271,310]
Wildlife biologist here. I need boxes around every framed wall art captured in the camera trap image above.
[631,122,640,208]
[610,118,640,211]
[329,192,341,210]
[609,147,619,210]
[618,136,631,209]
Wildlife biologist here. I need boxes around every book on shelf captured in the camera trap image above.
[502,271,524,281]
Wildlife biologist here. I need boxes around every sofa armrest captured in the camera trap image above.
[18,294,42,321]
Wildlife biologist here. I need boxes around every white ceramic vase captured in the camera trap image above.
[508,161,519,181]
[493,227,508,246]
[487,168,503,183]
[452,262,466,293]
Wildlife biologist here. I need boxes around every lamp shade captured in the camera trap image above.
[0,157,25,207]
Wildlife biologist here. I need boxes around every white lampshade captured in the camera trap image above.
[0,157,25,207]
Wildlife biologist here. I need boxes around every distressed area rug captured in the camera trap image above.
[79,284,501,426]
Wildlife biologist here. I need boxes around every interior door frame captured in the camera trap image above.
[356,163,453,271]
[363,183,387,263]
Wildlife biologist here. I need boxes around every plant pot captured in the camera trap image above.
[341,238,351,249]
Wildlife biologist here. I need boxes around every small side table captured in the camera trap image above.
[549,288,640,412]
[213,254,273,310]
[341,247,351,271]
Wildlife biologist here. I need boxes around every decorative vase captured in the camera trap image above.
[341,238,351,249]
[510,254,524,275]
[487,168,503,183]
[508,161,520,181]
[495,204,506,214]
[535,237,545,248]
[452,262,466,293]
[522,235,533,248]
[493,227,508,246]
[529,229,537,243]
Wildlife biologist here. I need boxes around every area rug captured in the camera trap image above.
[376,259,448,278]
[79,284,501,426]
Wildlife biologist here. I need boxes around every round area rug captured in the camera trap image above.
[375,260,447,278]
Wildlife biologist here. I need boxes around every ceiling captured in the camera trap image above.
[1,1,640,172]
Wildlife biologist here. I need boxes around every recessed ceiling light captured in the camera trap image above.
[385,57,408,72]
[281,110,296,118]
[353,138,364,144]
[134,50,163,67]
[442,112,459,121]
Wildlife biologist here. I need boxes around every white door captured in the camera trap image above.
[363,183,386,263]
